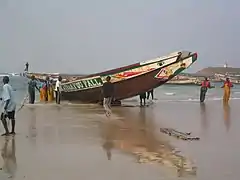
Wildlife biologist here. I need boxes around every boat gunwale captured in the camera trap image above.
[61,54,181,86]
[24,52,184,82]
[61,53,196,93]
[61,55,196,101]
[83,53,180,78]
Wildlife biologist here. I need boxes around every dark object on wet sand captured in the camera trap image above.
[160,128,200,141]
[25,51,198,103]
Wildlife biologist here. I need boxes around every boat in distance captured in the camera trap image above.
[26,50,198,103]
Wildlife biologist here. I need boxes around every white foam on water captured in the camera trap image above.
[158,97,240,103]
[164,92,176,96]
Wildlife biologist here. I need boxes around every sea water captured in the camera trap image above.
[0,76,239,180]
[0,76,28,108]
[0,77,240,106]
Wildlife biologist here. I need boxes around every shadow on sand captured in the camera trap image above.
[0,137,17,179]
[100,106,197,177]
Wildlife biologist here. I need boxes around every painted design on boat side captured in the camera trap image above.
[61,76,103,92]
[155,67,173,79]
[154,57,192,79]
[101,56,179,83]
[60,55,181,92]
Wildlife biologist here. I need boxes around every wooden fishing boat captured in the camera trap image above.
[26,51,197,103]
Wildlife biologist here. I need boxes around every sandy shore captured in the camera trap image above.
[0,102,195,180]
[0,99,239,180]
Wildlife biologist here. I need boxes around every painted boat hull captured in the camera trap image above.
[26,51,197,102]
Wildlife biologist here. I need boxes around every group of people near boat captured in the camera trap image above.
[0,74,63,136]
[200,77,233,104]
[102,75,155,117]
[102,75,234,118]
[0,69,234,135]
[28,75,62,105]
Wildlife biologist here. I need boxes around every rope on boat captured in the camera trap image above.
[160,128,200,141]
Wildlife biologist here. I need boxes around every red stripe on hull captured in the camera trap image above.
[61,68,165,103]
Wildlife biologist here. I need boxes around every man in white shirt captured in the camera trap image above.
[0,76,16,136]
[55,76,62,104]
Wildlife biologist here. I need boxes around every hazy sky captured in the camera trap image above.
[0,0,239,73]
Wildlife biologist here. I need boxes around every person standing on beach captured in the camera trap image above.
[221,77,233,104]
[24,62,29,72]
[44,77,49,102]
[139,92,146,106]
[47,79,54,102]
[0,76,16,136]
[200,77,212,103]
[147,89,154,100]
[55,76,62,104]
[102,76,114,117]
[28,75,40,104]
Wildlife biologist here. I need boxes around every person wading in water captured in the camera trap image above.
[102,76,114,117]
[221,77,233,105]
[55,76,62,104]
[0,76,17,136]
[139,92,146,106]
[28,75,40,104]
[200,77,212,103]
[147,89,154,100]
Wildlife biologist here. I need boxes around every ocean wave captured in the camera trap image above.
[158,97,240,103]
[164,92,176,96]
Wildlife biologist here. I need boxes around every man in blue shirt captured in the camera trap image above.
[0,76,16,136]
[28,75,39,104]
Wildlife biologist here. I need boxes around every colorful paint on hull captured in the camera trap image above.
[26,51,198,103]
[61,52,180,88]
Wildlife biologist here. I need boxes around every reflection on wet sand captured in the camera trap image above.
[223,104,231,132]
[16,103,197,178]
[0,137,17,179]
[28,107,37,137]
[102,124,114,160]
[101,106,197,176]
[200,103,208,132]
[27,107,37,147]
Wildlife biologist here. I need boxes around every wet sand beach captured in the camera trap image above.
[0,100,239,180]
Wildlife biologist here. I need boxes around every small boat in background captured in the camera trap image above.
[26,50,198,103]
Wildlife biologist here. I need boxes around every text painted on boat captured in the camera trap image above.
[61,77,103,91]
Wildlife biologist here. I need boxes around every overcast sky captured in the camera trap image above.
[0,0,239,73]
